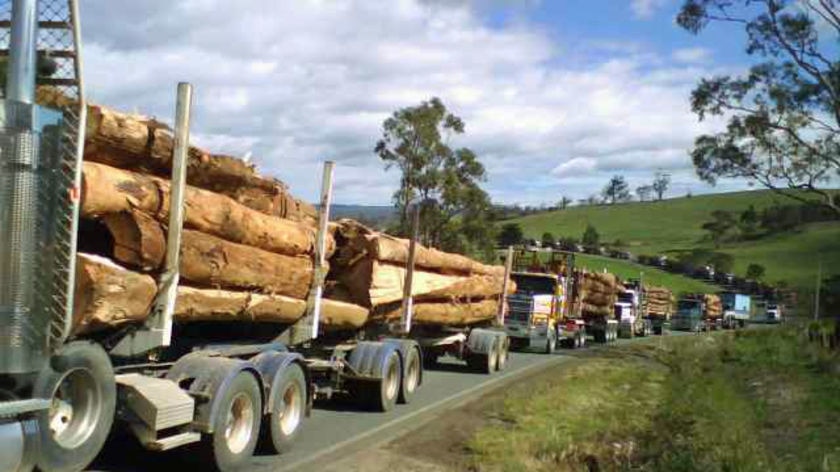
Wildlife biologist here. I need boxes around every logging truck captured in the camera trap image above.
[0,5,509,472]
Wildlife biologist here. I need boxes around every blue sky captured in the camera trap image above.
[80,0,772,205]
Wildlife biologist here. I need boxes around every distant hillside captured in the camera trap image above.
[505,189,839,290]
[329,204,396,227]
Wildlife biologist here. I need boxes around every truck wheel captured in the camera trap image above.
[267,364,306,454]
[204,371,262,472]
[545,334,556,354]
[579,332,587,348]
[33,341,115,472]
[357,350,401,412]
[495,337,509,371]
[398,348,421,404]
[468,337,498,374]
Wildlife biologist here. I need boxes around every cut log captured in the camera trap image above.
[102,210,165,270]
[373,299,497,326]
[337,260,510,308]
[98,212,314,298]
[84,105,315,223]
[81,162,329,257]
[333,219,503,276]
[179,230,313,299]
[72,253,157,334]
[173,287,368,329]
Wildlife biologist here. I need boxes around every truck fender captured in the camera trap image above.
[467,329,503,355]
[381,338,423,387]
[166,353,263,433]
[250,350,311,415]
[347,341,400,379]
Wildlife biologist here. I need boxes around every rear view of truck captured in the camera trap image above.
[720,292,751,328]
[672,294,722,332]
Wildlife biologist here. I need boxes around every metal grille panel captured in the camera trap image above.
[1,0,85,355]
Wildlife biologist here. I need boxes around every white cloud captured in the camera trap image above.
[79,0,726,205]
[672,47,712,64]
[630,0,670,19]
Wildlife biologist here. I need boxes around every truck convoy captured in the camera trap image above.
[0,4,511,471]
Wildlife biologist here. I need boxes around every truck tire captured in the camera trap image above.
[33,341,116,472]
[267,364,306,454]
[398,348,421,404]
[579,331,587,348]
[545,333,556,354]
[203,371,262,472]
[467,335,498,374]
[495,336,509,371]
[355,350,401,412]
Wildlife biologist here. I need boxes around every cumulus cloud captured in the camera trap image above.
[79,0,724,205]
[630,0,670,19]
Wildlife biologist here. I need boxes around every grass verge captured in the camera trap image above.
[468,329,840,471]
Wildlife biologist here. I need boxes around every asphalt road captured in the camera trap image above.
[91,333,693,471]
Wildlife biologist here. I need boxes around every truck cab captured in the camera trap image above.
[505,272,561,352]
[721,292,751,328]
[615,288,652,337]
[671,298,706,332]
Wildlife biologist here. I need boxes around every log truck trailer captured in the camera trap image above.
[0,3,510,471]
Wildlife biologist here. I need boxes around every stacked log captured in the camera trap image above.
[644,285,674,319]
[71,105,358,335]
[576,271,622,319]
[84,105,317,225]
[330,219,512,326]
[704,294,723,319]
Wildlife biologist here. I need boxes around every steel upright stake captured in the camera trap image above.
[399,205,421,334]
[497,246,514,326]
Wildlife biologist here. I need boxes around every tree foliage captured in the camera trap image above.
[701,209,738,247]
[602,175,631,204]
[652,171,671,201]
[541,232,556,247]
[497,223,524,247]
[376,97,495,258]
[746,263,766,280]
[582,224,600,249]
[678,0,840,215]
[636,184,653,202]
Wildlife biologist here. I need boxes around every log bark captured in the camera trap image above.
[333,219,503,276]
[84,105,315,223]
[337,260,509,308]
[373,299,497,326]
[81,162,328,257]
[73,253,157,334]
[174,287,368,329]
[99,211,314,299]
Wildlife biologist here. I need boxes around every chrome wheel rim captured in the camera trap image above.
[278,382,303,436]
[49,368,100,449]
[497,342,508,369]
[225,393,254,454]
[489,344,498,368]
[384,360,399,400]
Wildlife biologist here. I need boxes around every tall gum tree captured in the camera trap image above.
[678,0,840,215]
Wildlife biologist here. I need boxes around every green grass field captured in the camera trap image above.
[506,189,840,291]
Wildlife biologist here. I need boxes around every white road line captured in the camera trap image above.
[274,354,565,472]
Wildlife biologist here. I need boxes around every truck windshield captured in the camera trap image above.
[513,275,556,295]
[677,300,701,316]
[618,292,634,303]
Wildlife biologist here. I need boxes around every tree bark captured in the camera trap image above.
[73,253,157,335]
[81,161,329,257]
[99,211,314,299]
[332,219,504,276]
[84,105,316,223]
[373,299,497,326]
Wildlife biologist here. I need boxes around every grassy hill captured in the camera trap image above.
[506,189,839,291]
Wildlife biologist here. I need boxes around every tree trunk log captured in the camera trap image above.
[73,253,157,335]
[99,211,314,299]
[335,260,510,308]
[81,161,330,257]
[332,219,503,276]
[373,299,497,326]
[174,287,368,329]
[84,105,315,223]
